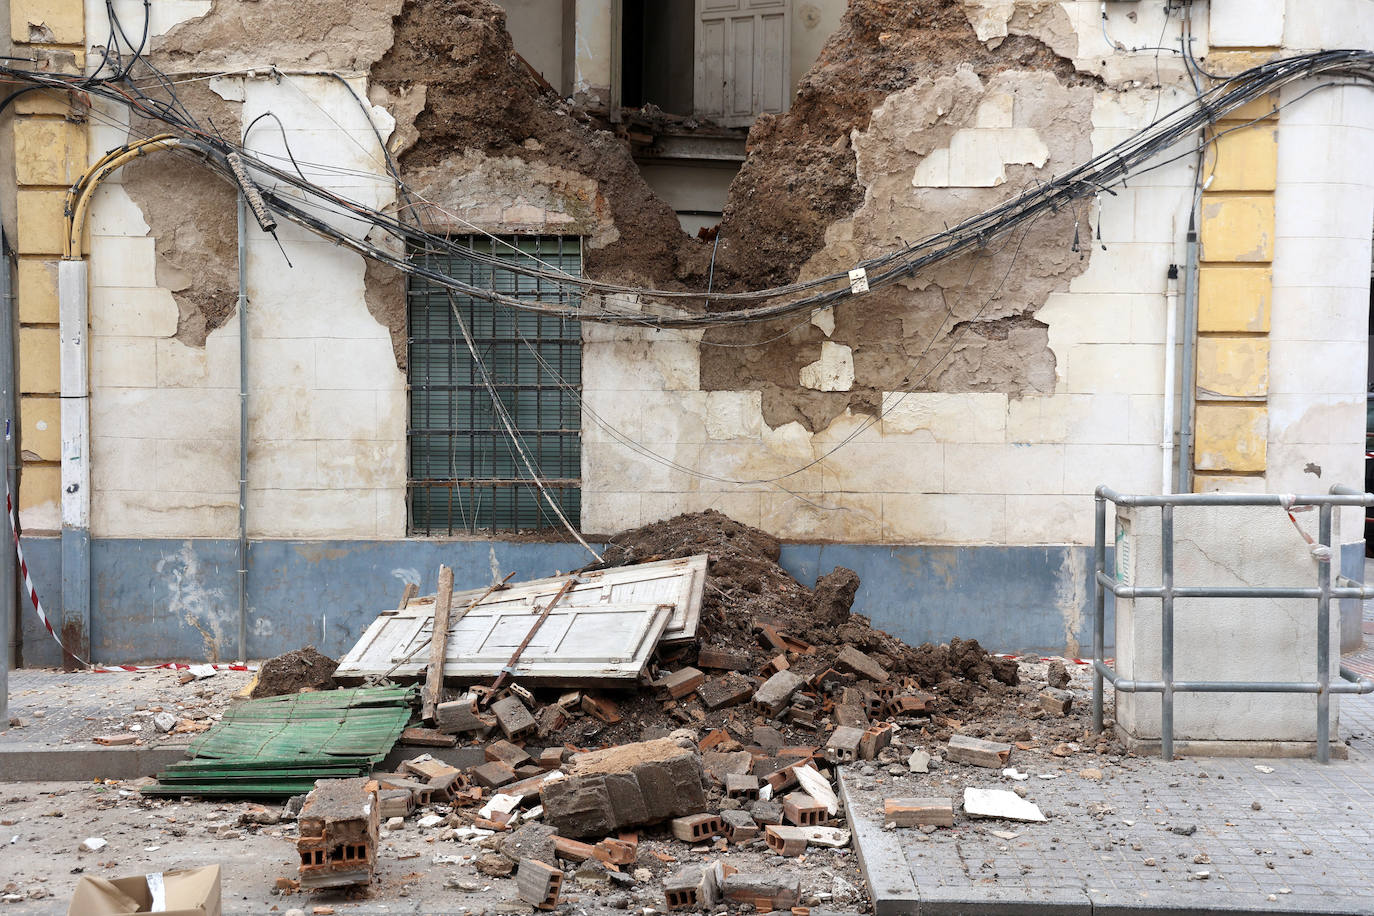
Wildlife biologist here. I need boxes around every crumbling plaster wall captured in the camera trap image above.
[74,0,1374,550]
[83,0,407,538]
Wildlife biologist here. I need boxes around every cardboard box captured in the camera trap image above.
[67,865,221,916]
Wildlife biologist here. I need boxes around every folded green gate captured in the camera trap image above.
[144,686,416,798]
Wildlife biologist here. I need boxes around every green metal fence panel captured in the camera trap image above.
[407,236,583,534]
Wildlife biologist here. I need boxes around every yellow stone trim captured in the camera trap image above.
[19,396,61,462]
[13,116,87,186]
[18,326,60,394]
[1193,404,1268,474]
[1197,266,1271,333]
[18,464,62,519]
[15,259,60,325]
[1202,123,1277,192]
[9,0,83,44]
[1199,194,1274,263]
[1195,336,1269,400]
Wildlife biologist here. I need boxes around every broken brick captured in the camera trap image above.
[296,777,378,889]
[491,696,537,741]
[859,722,895,760]
[486,739,533,768]
[697,672,754,710]
[724,773,760,800]
[516,858,562,910]
[752,670,804,716]
[696,646,750,671]
[657,667,706,699]
[541,738,707,838]
[760,654,790,678]
[763,824,809,857]
[671,813,724,843]
[472,760,518,789]
[835,646,890,684]
[436,699,490,735]
[825,726,865,764]
[399,727,456,747]
[723,872,801,909]
[884,797,954,828]
[947,734,1012,768]
[1039,687,1074,716]
[720,809,758,844]
[581,694,622,724]
[782,792,828,827]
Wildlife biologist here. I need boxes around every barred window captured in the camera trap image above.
[407,236,582,534]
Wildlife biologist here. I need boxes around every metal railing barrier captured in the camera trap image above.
[1091,484,1374,763]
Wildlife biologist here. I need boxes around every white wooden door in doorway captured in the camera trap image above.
[694,0,790,127]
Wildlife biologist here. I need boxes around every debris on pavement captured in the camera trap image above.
[962,787,1047,823]
[296,778,379,888]
[250,647,338,699]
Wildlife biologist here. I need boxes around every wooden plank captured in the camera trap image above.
[422,565,454,722]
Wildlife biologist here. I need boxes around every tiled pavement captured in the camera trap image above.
[843,652,1374,915]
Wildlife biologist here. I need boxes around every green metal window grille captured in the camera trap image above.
[407,236,582,535]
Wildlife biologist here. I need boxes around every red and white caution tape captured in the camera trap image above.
[90,662,254,674]
[3,456,89,668]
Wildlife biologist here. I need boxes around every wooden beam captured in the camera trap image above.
[422,564,454,723]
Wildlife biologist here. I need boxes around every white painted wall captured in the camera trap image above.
[86,74,407,539]
[65,0,1374,550]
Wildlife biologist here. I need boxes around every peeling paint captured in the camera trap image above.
[156,541,229,662]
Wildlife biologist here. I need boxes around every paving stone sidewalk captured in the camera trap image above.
[842,650,1374,915]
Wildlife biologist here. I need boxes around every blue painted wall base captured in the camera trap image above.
[15,537,1130,666]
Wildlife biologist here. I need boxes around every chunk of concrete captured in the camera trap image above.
[541,738,707,838]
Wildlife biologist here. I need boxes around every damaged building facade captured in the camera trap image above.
[2,0,1373,666]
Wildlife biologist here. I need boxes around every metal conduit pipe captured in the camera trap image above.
[1162,265,1179,493]
[236,193,248,664]
[0,232,14,723]
[1175,216,1199,494]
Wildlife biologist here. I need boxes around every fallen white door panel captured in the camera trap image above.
[335,556,706,685]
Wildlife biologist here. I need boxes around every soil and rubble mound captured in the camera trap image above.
[250,646,339,699]
[561,509,1020,748]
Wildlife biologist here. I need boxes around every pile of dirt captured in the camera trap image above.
[554,509,1019,745]
[251,646,339,699]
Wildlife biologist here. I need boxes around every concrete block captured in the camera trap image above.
[1199,195,1275,263]
[1063,444,1160,497]
[1275,181,1374,244]
[155,438,237,494]
[663,864,721,911]
[541,738,707,838]
[10,0,84,44]
[881,493,1006,545]
[879,391,1007,442]
[704,390,763,440]
[92,336,158,388]
[19,396,59,461]
[1272,236,1371,292]
[825,726,865,764]
[1195,337,1269,400]
[16,189,67,256]
[13,117,86,186]
[307,389,379,441]
[87,236,158,288]
[16,259,59,324]
[1203,123,1277,192]
[516,858,563,910]
[1209,0,1283,47]
[752,670,804,716]
[1127,394,1164,447]
[1193,404,1268,473]
[18,326,58,393]
[1198,267,1272,333]
[723,871,801,909]
[782,792,827,827]
[834,646,889,684]
[1062,343,1165,396]
[91,286,180,338]
[944,443,1064,495]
